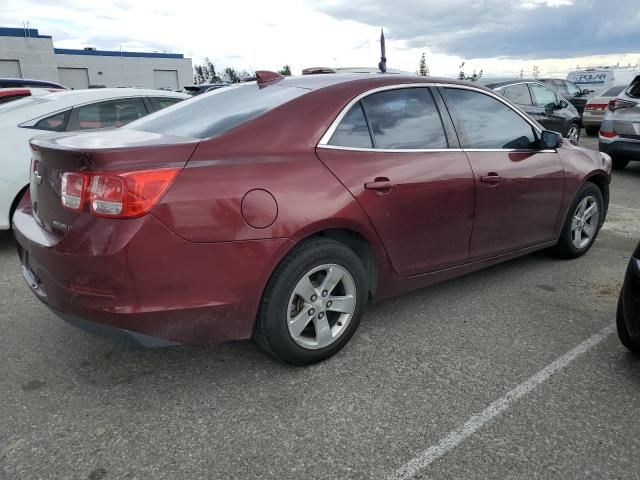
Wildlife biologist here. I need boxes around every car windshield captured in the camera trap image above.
[599,85,626,97]
[126,83,308,139]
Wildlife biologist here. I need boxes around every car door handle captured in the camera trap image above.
[480,174,504,183]
[365,178,396,191]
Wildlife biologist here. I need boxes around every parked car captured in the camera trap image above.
[183,83,228,96]
[485,79,582,141]
[538,78,590,116]
[599,75,640,170]
[0,88,188,231]
[0,87,65,105]
[13,73,611,365]
[0,78,68,90]
[582,85,628,136]
[616,240,640,353]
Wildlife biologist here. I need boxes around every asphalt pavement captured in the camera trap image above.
[1,131,640,480]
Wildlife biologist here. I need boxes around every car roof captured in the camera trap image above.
[277,73,480,91]
[482,78,548,88]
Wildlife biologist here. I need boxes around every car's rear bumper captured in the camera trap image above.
[13,205,293,346]
[620,254,640,343]
[581,112,604,127]
[599,139,640,160]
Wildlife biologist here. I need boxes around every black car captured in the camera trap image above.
[538,78,590,117]
[484,79,582,141]
[183,83,229,96]
[0,77,68,89]
[617,241,640,353]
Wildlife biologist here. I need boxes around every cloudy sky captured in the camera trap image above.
[2,0,639,77]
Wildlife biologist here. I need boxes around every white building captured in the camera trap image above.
[0,27,193,90]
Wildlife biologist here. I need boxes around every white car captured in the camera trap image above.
[0,88,189,230]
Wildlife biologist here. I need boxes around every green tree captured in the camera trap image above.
[278,65,292,76]
[222,67,240,83]
[458,62,483,82]
[418,53,429,76]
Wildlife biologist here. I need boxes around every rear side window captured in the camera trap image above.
[33,110,70,132]
[328,103,373,148]
[75,98,148,130]
[627,78,640,98]
[500,84,532,106]
[360,88,447,149]
[126,84,307,139]
[151,97,184,111]
[442,88,537,149]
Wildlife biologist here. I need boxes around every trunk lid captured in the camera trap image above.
[29,128,199,236]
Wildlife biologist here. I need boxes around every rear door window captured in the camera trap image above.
[33,110,71,132]
[442,88,537,149]
[328,103,373,148]
[75,98,148,130]
[360,88,447,149]
[500,84,533,106]
[150,97,184,111]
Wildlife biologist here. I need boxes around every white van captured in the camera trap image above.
[567,66,640,92]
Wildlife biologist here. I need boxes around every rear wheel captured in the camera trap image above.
[254,238,368,365]
[553,183,603,258]
[585,127,599,136]
[612,158,630,170]
[617,295,640,353]
[565,122,580,142]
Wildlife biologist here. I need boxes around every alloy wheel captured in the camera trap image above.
[287,264,357,350]
[567,125,580,141]
[571,195,599,249]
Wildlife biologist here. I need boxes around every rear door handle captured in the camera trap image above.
[365,178,396,191]
[480,173,504,183]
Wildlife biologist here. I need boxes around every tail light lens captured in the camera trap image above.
[585,103,607,111]
[61,168,180,218]
[599,130,617,138]
[608,98,638,111]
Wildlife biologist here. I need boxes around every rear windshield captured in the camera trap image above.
[600,85,626,97]
[125,83,307,139]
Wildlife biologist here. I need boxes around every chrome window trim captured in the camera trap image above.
[318,82,546,152]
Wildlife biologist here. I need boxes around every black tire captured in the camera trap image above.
[585,127,599,137]
[254,238,368,365]
[565,122,581,142]
[612,158,629,170]
[552,182,604,259]
[617,295,640,353]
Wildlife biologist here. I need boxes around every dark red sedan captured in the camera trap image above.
[14,72,612,365]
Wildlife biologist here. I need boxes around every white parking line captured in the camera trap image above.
[388,324,615,480]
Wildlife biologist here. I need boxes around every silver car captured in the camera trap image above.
[599,75,640,170]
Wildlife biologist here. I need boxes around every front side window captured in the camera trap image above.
[34,110,70,132]
[565,81,582,97]
[360,88,447,149]
[530,83,558,108]
[552,80,568,95]
[442,88,537,149]
[500,84,533,106]
[328,103,373,148]
[76,98,148,130]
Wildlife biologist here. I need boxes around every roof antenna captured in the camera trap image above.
[378,28,387,73]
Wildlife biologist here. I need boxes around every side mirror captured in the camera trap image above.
[544,102,556,113]
[582,89,590,95]
[540,130,563,149]
[558,99,569,109]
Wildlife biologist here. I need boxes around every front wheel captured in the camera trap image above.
[552,183,604,259]
[254,238,369,365]
[566,123,580,142]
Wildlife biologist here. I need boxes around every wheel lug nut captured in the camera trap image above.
[337,321,342,326]
[322,290,328,297]
[308,308,315,316]
[318,312,325,319]
[310,294,317,302]
[327,301,332,308]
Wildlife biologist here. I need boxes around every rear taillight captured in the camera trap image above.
[585,103,607,111]
[61,172,88,211]
[608,98,638,111]
[60,168,180,218]
[600,130,617,138]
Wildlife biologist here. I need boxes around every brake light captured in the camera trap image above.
[60,168,180,218]
[61,172,88,211]
[608,98,638,111]
[600,130,617,138]
[585,103,607,110]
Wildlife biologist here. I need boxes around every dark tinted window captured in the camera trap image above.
[34,110,70,131]
[329,103,372,148]
[152,97,184,110]
[442,88,537,149]
[126,84,306,139]
[76,98,147,130]
[360,88,447,149]
[627,78,640,98]
[565,81,581,97]
[500,84,532,106]
[530,83,558,108]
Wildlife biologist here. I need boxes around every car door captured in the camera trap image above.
[529,82,567,134]
[564,80,588,115]
[439,86,565,259]
[316,86,475,277]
